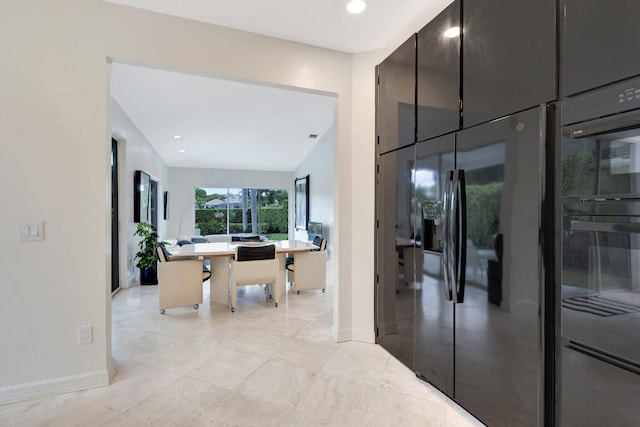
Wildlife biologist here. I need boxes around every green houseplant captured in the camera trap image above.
[134,222,160,285]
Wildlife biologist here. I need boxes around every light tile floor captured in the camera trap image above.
[0,277,483,426]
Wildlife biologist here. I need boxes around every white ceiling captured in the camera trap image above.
[107,0,452,172]
[104,0,452,54]
[111,63,335,171]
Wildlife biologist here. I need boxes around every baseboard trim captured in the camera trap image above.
[0,370,110,405]
[126,274,136,288]
[331,325,350,342]
[331,327,375,344]
[351,328,376,344]
[107,358,116,383]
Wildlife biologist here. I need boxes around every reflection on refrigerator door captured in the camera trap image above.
[414,133,455,396]
[415,106,548,427]
[455,107,545,427]
[376,144,416,370]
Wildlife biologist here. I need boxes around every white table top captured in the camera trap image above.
[168,239,319,259]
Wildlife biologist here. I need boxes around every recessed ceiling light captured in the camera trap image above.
[173,135,181,139]
[444,26,460,38]
[347,0,366,14]
[179,149,186,153]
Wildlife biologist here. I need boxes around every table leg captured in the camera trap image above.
[276,253,287,299]
[208,256,230,306]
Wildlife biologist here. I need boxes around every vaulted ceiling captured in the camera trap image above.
[107,0,452,171]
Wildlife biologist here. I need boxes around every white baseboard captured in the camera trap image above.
[107,358,116,383]
[126,273,136,288]
[331,326,376,344]
[331,325,349,342]
[0,370,110,406]
[351,328,376,344]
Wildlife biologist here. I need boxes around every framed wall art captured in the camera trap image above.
[163,191,170,220]
[134,170,151,223]
[294,175,309,230]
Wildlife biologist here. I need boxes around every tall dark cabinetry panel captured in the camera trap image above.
[463,0,556,127]
[377,36,416,155]
[375,35,418,368]
[375,145,415,370]
[376,1,557,425]
[563,0,640,97]
[417,0,460,143]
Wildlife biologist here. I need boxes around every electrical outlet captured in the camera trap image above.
[78,325,92,344]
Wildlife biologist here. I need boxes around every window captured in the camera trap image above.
[194,187,288,240]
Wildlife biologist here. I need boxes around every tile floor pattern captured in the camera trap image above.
[1,277,483,426]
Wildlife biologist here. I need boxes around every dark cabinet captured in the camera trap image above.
[375,145,415,370]
[376,2,558,425]
[563,0,640,97]
[377,35,416,155]
[462,0,556,127]
[416,0,460,143]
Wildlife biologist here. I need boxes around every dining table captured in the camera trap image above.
[167,239,319,306]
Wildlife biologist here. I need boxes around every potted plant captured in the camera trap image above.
[134,222,160,285]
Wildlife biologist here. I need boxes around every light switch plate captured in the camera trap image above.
[17,221,44,242]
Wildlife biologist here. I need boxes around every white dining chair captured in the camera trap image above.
[228,244,280,312]
[156,245,210,314]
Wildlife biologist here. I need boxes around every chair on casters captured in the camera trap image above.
[286,236,324,271]
[156,244,210,314]
[286,236,327,294]
[229,244,279,312]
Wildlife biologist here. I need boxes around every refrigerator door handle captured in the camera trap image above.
[453,169,467,303]
[442,170,454,301]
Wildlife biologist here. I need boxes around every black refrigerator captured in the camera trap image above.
[375,1,557,424]
[414,105,554,426]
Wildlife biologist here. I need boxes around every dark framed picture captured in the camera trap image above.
[163,191,170,220]
[134,170,151,223]
[295,175,309,230]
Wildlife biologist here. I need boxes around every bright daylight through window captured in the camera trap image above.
[194,187,289,240]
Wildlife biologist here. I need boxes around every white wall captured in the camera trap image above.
[348,50,391,342]
[111,98,169,287]
[294,124,335,252]
[167,167,294,239]
[0,0,450,404]
[0,0,361,404]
